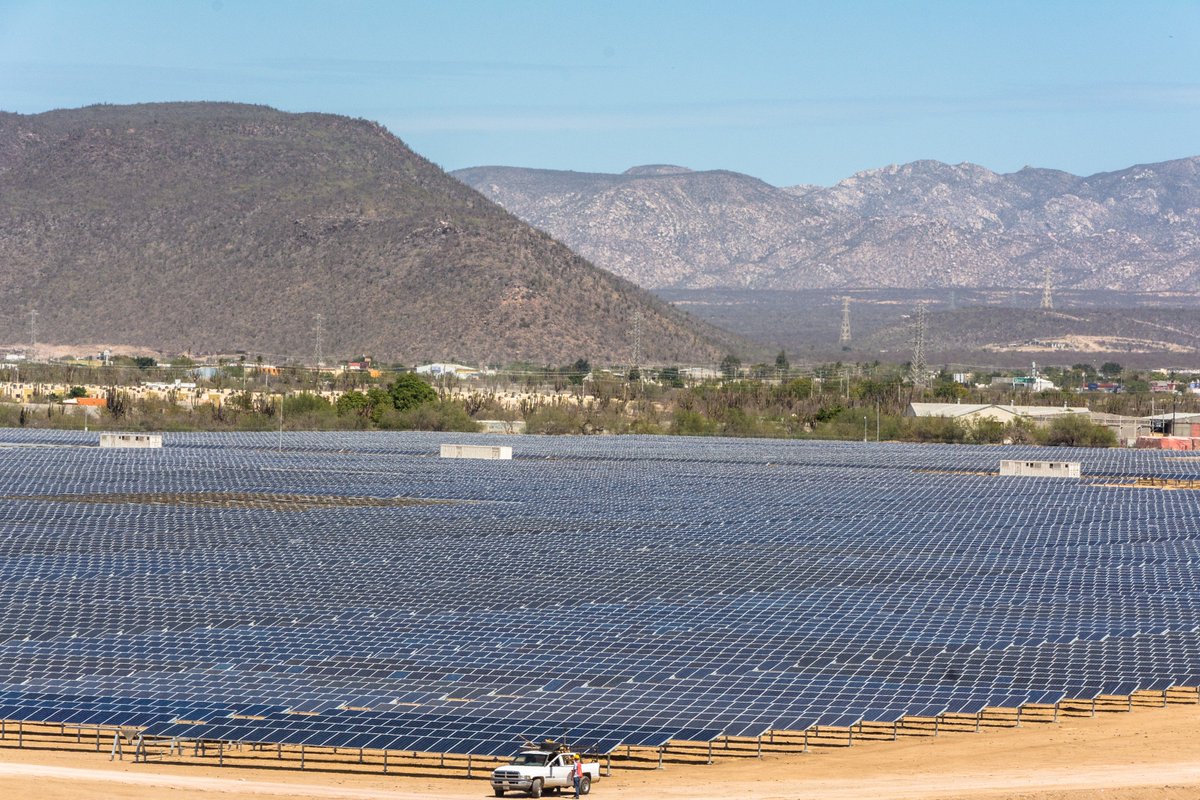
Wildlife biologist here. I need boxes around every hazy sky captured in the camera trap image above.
[2,0,1198,186]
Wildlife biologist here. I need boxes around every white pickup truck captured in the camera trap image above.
[490,747,600,797]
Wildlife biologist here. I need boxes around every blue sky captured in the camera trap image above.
[1,0,1198,186]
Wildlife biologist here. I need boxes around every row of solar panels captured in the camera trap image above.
[0,690,706,755]
[2,427,1200,479]
[2,432,1199,759]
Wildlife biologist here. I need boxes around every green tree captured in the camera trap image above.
[720,354,741,380]
[1038,414,1117,447]
[133,356,157,370]
[388,373,437,411]
[569,358,590,385]
[933,380,968,401]
[774,350,789,373]
[1099,361,1123,379]
[336,390,370,416]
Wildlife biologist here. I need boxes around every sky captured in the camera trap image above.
[1,0,1199,186]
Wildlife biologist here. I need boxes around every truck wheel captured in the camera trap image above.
[529,778,543,798]
[494,790,505,798]
[579,775,592,795]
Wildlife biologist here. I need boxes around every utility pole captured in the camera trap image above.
[909,301,928,389]
[839,297,852,348]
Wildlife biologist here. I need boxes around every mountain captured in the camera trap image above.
[0,103,739,364]
[453,158,1200,293]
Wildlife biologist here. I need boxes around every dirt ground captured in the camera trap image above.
[2,702,1199,800]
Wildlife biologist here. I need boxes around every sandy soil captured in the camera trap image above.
[2,702,1200,800]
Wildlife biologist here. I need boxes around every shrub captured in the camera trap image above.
[670,409,718,436]
[394,400,480,432]
[1037,414,1117,447]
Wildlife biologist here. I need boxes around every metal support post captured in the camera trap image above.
[1053,703,1059,722]
[358,747,363,764]
[1015,706,1022,728]
[605,754,611,777]
[218,741,224,766]
[975,712,981,732]
[1163,690,1169,707]
[803,729,809,753]
[1091,698,1096,717]
[277,742,282,759]
[383,750,388,774]
[300,744,305,769]
[893,720,898,741]
[109,731,122,761]
[706,740,713,765]
[17,720,22,748]
[756,735,762,758]
[934,717,940,737]
[656,746,664,770]
[467,754,473,778]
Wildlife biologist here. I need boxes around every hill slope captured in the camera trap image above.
[453,158,1200,292]
[0,103,737,364]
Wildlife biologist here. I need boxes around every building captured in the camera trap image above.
[416,363,481,378]
[1088,412,1150,446]
[990,375,1058,392]
[904,403,1089,425]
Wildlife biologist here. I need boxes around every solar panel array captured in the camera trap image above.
[1,430,1198,757]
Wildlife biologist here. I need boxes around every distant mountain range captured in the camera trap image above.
[453,158,1200,292]
[0,103,738,364]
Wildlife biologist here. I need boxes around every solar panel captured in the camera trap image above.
[0,430,1197,757]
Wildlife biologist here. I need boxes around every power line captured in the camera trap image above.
[1041,263,1054,310]
[909,301,928,388]
[839,296,852,347]
[631,310,642,373]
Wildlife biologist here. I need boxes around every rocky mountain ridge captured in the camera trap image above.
[453,157,1200,292]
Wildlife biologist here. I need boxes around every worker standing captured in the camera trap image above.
[572,753,583,798]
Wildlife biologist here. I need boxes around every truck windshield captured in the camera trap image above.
[510,752,549,765]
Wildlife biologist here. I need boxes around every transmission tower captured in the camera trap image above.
[631,310,642,374]
[314,313,325,367]
[839,296,852,347]
[1040,263,1054,310]
[909,302,928,388]
[27,309,38,359]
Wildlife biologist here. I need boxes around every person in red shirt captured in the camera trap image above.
[572,754,584,798]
